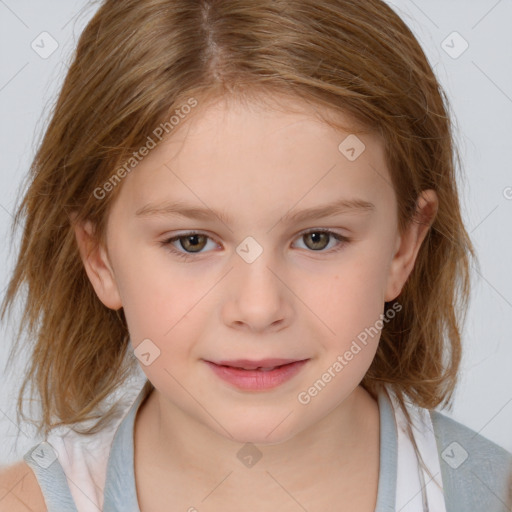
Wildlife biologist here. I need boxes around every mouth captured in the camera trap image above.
[203,358,310,390]
[210,358,307,371]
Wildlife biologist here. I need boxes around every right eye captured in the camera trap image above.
[160,231,220,260]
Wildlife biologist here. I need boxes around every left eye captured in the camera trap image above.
[292,230,347,251]
[161,229,348,259]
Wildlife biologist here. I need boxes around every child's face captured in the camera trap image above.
[78,94,435,444]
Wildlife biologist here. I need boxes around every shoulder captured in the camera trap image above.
[430,409,512,466]
[0,460,47,512]
[429,410,512,510]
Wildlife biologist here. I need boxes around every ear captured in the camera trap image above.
[72,216,123,310]
[384,189,438,302]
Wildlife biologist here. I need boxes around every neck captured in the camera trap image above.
[134,384,380,500]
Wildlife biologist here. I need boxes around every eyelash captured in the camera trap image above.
[160,229,350,261]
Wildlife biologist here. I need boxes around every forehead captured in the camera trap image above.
[110,93,395,222]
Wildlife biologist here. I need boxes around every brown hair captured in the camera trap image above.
[2,0,475,446]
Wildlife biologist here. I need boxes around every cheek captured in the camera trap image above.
[116,255,208,385]
[110,242,208,343]
[304,254,390,338]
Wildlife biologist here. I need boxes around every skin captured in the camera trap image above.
[74,93,437,511]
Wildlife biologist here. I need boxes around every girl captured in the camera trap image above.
[1,0,511,511]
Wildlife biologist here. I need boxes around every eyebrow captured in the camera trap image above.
[135,198,375,225]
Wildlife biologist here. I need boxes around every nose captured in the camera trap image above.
[221,250,293,333]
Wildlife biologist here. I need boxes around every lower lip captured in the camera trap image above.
[205,360,309,390]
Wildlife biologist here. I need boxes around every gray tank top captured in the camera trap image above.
[22,381,512,511]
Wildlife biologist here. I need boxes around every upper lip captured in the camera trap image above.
[208,358,307,370]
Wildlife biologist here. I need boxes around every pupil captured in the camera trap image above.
[182,234,205,252]
[307,232,328,250]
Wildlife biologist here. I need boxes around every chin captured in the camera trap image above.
[215,419,301,447]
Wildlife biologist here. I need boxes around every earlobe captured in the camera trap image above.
[384,189,438,302]
[73,219,123,310]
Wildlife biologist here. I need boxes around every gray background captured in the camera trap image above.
[1,0,511,465]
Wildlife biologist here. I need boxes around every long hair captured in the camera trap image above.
[1,0,475,444]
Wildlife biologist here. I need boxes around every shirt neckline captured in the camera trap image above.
[102,383,397,511]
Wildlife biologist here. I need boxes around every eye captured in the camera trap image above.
[161,231,219,259]
[293,229,349,252]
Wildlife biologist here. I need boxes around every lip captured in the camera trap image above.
[212,358,303,370]
[204,358,310,391]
